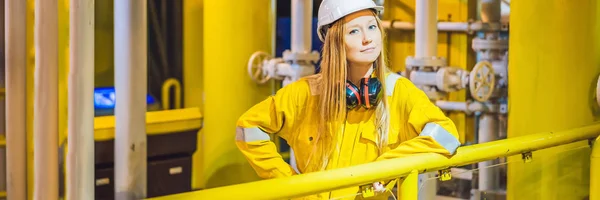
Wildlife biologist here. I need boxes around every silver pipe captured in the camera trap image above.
[67,0,95,199]
[34,0,59,198]
[5,0,28,199]
[114,0,148,199]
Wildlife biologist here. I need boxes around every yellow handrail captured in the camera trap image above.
[148,122,600,200]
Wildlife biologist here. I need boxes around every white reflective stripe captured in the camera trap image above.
[289,149,301,174]
[419,123,460,154]
[385,73,402,96]
[236,127,270,142]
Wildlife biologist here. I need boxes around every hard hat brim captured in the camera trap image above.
[317,6,384,42]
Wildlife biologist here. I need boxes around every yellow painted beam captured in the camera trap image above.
[58,0,70,155]
[182,0,204,190]
[183,0,203,110]
[147,122,600,200]
[201,0,274,189]
[94,0,114,87]
[507,0,600,199]
[182,0,204,189]
[183,0,204,189]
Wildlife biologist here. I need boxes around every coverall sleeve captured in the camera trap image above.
[235,82,301,179]
[377,79,461,160]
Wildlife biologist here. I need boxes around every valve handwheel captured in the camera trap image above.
[247,51,272,84]
[469,61,496,102]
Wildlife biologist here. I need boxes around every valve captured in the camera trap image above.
[469,61,496,102]
[247,51,273,84]
[247,50,318,86]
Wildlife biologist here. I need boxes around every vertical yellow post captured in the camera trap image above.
[182,0,205,190]
[592,136,600,200]
[398,170,418,200]
[94,0,115,87]
[58,0,70,153]
[202,0,274,188]
[507,0,600,199]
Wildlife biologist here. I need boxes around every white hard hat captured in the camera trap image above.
[317,0,383,42]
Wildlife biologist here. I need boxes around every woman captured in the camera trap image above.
[235,0,461,198]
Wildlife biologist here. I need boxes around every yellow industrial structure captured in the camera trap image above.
[0,0,599,200]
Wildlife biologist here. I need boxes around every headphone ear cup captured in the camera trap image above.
[345,81,361,110]
[360,77,382,109]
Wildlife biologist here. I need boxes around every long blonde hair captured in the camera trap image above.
[307,9,390,172]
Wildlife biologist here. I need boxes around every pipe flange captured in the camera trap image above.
[436,67,468,92]
[472,37,508,52]
[405,56,448,70]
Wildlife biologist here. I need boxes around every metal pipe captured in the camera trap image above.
[591,136,600,200]
[34,0,59,198]
[5,0,28,199]
[480,0,502,51]
[415,0,437,58]
[381,21,506,33]
[149,122,600,200]
[480,0,501,23]
[475,0,503,194]
[478,114,499,191]
[409,71,437,86]
[289,0,313,174]
[435,100,490,113]
[436,101,468,112]
[114,0,148,199]
[291,0,312,53]
[418,172,436,200]
[67,0,95,199]
[415,1,439,197]
[437,22,470,32]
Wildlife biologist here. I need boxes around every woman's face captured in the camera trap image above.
[343,10,381,67]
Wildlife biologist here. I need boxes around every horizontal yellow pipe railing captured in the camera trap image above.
[148,122,600,200]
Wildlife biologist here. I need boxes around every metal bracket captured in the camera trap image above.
[522,152,533,163]
[360,184,376,198]
[438,169,452,181]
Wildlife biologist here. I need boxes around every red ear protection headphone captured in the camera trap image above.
[345,68,382,110]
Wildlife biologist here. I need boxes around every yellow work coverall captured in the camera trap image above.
[236,72,461,199]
